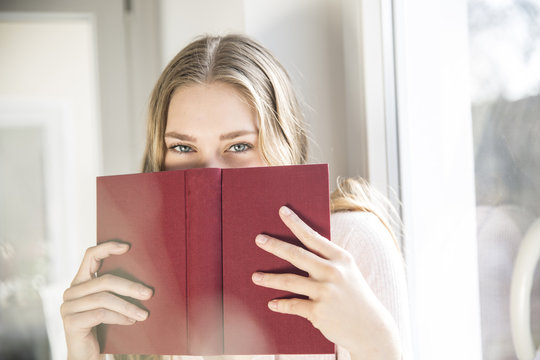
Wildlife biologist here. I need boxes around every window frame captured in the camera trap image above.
[391,0,484,358]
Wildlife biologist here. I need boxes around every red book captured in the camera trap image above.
[96,164,334,356]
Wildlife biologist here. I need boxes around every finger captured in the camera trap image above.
[71,241,130,286]
[252,272,318,298]
[63,308,137,333]
[64,274,153,302]
[61,292,149,322]
[255,234,330,278]
[267,298,312,321]
[279,206,344,260]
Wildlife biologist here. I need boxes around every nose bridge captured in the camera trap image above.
[204,158,221,169]
[200,151,223,169]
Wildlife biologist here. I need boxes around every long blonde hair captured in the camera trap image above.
[142,34,307,172]
[116,34,399,360]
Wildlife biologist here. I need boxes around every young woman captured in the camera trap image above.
[61,34,411,360]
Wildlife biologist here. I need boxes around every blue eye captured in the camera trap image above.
[171,144,193,153]
[228,143,251,152]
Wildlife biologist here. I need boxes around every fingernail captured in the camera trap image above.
[268,300,278,311]
[116,243,129,250]
[252,272,264,283]
[140,288,152,298]
[135,309,148,321]
[255,234,268,245]
[280,206,292,216]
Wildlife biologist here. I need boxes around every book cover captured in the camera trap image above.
[96,164,334,356]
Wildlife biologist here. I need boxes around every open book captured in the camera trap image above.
[96,164,334,355]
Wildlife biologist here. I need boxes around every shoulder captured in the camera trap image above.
[330,211,411,357]
[330,211,397,254]
[329,211,405,288]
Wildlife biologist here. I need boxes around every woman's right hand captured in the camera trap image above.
[61,241,153,360]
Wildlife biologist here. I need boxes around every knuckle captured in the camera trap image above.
[62,288,71,302]
[339,249,355,264]
[84,245,97,259]
[120,299,138,316]
[304,227,319,240]
[122,300,133,315]
[283,300,294,313]
[129,281,143,295]
[290,245,307,261]
[325,263,346,282]
[59,302,68,317]
[315,234,328,246]
[281,275,293,289]
[316,283,332,299]
[338,248,354,263]
[62,314,73,330]
[95,291,110,304]
[99,273,115,287]
[310,303,324,326]
[94,308,107,323]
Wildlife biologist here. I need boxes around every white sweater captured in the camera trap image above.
[328,211,411,360]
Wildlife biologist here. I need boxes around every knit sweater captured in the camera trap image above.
[326,211,411,360]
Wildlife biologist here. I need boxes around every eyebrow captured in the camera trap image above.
[164,130,258,142]
[164,131,196,142]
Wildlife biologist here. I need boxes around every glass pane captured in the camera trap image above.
[0,127,50,359]
[468,1,540,359]
[1,14,99,359]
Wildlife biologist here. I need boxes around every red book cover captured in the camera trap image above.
[222,165,332,354]
[96,164,334,356]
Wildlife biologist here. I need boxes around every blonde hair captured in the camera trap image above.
[331,177,401,248]
[119,34,400,360]
[142,34,307,172]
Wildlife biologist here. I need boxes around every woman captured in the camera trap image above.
[61,34,410,360]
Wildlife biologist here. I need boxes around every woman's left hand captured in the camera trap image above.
[251,206,400,360]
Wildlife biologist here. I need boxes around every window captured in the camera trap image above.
[468,0,540,358]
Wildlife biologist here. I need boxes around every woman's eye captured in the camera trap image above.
[171,144,193,153]
[228,143,251,152]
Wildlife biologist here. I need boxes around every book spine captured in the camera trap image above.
[186,168,223,355]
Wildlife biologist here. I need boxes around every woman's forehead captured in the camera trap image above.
[166,82,258,134]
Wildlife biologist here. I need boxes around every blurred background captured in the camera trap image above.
[0,0,539,359]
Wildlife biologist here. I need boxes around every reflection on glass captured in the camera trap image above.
[0,128,50,359]
[468,0,540,359]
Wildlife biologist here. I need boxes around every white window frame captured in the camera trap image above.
[392,0,483,359]
[341,0,401,216]
[0,98,75,360]
[343,0,484,358]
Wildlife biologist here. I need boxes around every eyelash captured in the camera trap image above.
[228,143,253,153]
[168,143,253,154]
[169,144,193,153]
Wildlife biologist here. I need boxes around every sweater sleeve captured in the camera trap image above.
[330,211,412,360]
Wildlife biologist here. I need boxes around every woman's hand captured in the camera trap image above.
[251,206,401,360]
[61,241,153,360]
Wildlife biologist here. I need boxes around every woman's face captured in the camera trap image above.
[163,82,266,170]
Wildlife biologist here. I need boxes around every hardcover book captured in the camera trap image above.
[96,164,334,356]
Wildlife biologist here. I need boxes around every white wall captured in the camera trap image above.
[243,0,349,188]
[160,0,245,68]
